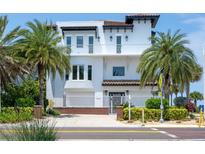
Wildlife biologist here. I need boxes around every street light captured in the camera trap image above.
[159,74,164,123]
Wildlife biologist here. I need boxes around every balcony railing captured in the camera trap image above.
[63,43,151,54]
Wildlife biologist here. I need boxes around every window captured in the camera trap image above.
[88,36,94,53]
[66,36,71,48]
[113,67,125,76]
[72,65,85,80]
[77,36,83,48]
[79,65,84,80]
[72,65,78,80]
[65,73,69,80]
[116,36,122,53]
[88,65,92,80]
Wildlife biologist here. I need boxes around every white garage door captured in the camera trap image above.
[66,92,95,107]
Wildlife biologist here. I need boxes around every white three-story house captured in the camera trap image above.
[46,14,160,114]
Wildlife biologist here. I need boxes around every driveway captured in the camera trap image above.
[46,114,139,127]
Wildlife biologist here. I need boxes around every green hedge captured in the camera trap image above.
[164,108,188,120]
[123,107,188,121]
[0,107,33,123]
[123,107,161,121]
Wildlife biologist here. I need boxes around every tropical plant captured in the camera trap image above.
[173,96,187,107]
[137,30,198,101]
[190,91,203,106]
[145,98,169,110]
[0,119,57,141]
[185,101,196,112]
[18,20,71,108]
[0,16,28,111]
[185,64,202,99]
[1,78,39,107]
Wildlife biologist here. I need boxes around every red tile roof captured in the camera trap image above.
[102,80,156,86]
[103,20,132,27]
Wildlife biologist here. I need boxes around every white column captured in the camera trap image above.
[95,91,103,107]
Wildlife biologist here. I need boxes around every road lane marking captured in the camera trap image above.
[159,130,178,139]
[151,128,158,131]
[56,130,161,133]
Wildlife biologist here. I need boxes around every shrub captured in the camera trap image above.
[1,78,39,107]
[16,97,35,107]
[0,107,33,123]
[185,101,196,112]
[46,108,60,116]
[0,120,57,141]
[145,98,169,110]
[173,97,187,107]
[123,107,161,121]
[122,102,134,109]
[164,108,188,120]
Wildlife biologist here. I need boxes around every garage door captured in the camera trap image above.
[66,92,95,107]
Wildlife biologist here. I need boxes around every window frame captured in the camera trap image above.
[88,36,94,53]
[79,65,84,80]
[116,35,122,53]
[112,66,125,76]
[76,36,83,48]
[88,65,92,81]
[66,36,72,48]
[72,65,78,80]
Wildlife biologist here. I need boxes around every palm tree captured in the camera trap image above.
[0,16,28,112]
[137,30,197,100]
[190,91,203,106]
[185,64,202,99]
[19,20,70,108]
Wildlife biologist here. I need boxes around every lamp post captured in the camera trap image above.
[159,74,164,123]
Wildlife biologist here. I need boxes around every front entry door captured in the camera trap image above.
[109,92,125,114]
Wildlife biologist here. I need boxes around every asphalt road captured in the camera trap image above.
[56,127,205,140]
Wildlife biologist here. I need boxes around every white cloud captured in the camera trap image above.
[182,16,205,104]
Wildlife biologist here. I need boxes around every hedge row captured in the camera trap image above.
[123,107,188,121]
[164,108,188,120]
[123,108,161,121]
[0,107,33,123]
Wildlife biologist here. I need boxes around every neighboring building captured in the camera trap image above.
[46,14,160,114]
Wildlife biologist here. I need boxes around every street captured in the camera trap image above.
[56,127,205,140]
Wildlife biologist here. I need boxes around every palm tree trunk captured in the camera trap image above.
[0,77,1,113]
[38,64,45,108]
[185,83,190,101]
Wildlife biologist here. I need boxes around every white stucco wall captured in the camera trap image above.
[46,18,155,108]
[103,56,141,80]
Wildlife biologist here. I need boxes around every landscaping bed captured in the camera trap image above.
[0,107,33,123]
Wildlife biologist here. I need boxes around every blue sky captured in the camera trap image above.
[1,13,204,104]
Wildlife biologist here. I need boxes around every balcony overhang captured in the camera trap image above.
[64,81,94,92]
[60,26,97,31]
[60,26,98,38]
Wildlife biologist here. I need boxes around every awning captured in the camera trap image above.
[64,81,94,91]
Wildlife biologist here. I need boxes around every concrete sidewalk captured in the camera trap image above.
[46,114,140,127]
[0,114,203,128]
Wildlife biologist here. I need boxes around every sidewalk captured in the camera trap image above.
[0,114,204,128]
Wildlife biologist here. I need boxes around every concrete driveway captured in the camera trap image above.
[46,114,138,127]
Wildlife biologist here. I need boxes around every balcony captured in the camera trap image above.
[66,43,151,56]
